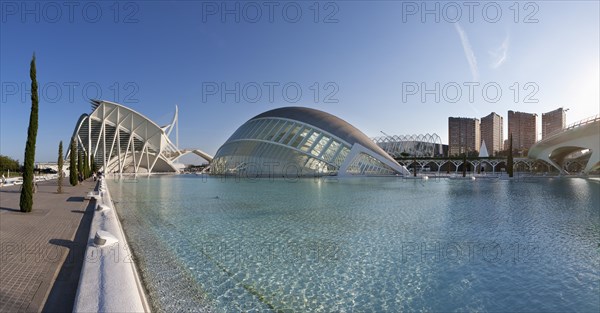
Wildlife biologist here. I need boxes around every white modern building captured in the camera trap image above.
[372,133,444,157]
[70,100,211,174]
[211,107,410,177]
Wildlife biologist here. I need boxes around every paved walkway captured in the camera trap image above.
[0,179,96,313]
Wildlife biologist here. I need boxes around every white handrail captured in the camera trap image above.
[538,114,599,143]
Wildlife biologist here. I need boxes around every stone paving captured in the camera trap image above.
[0,179,95,313]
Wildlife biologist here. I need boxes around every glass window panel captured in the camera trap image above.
[281,124,301,145]
[290,127,310,149]
[239,121,255,139]
[268,144,280,161]
[279,122,295,143]
[313,159,324,170]
[244,120,262,139]
[311,136,330,156]
[270,121,285,140]
[262,120,281,140]
[333,146,350,166]
[307,133,323,153]
[228,124,245,141]
[305,157,317,170]
[317,138,333,157]
[306,158,316,170]
[321,141,340,163]
[256,120,274,139]
[303,157,312,168]
[262,120,282,141]
[297,154,309,169]
[274,122,292,143]
[268,121,287,142]
[247,119,267,139]
[362,162,371,174]
[263,141,273,155]
[255,119,275,139]
[300,131,320,152]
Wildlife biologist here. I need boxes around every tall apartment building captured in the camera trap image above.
[480,112,503,156]
[507,110,537,153]
[542,107,567,138]
[448,117,480,156]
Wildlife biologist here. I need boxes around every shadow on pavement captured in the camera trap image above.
[0,207,21,213]
[42,199,96,313]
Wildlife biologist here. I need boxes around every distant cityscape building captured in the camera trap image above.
[508,110,537,153]
[372,133,444,157]
[448,117,480,156]
[480,112,503,156]
[542,107,567,138]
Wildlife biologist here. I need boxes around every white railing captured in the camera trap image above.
[538,114,600,142]
[565,114,599,130]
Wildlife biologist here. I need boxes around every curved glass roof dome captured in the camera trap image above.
[212,107,409,177]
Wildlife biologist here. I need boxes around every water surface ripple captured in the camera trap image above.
[108,176,600,312]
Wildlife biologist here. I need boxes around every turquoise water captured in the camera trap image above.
[108,176,600,312]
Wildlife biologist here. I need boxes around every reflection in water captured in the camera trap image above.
[109,176,600,312]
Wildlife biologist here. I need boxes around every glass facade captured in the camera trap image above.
[346,153,397,175]
[212,116,399,177]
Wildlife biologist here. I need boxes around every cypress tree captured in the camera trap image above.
[507,134,514,177]
[69,138,78,186]
[91,153,97,173]
[77,151,83,181]
[19,54,39,213]
[57,141,64,193]
[83,152,89,178]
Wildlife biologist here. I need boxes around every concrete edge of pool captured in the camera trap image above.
[73,178,151,313]
[72,173,599,312]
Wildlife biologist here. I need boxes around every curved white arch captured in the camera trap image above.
[72,100,212,174]
[177,149,213,162]
[528,117,599,174]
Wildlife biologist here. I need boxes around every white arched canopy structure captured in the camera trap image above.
[70,100,212,174]
[372,133,444,157]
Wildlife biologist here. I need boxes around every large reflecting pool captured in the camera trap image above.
[108,176,600,312]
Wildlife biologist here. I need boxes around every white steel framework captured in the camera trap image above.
[372,133,444,157]
[70,100,212,174]
[212,107,411,177]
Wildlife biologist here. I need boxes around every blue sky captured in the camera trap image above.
[1,1,598,163]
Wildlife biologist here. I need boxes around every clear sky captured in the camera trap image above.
[1,1,598,163]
